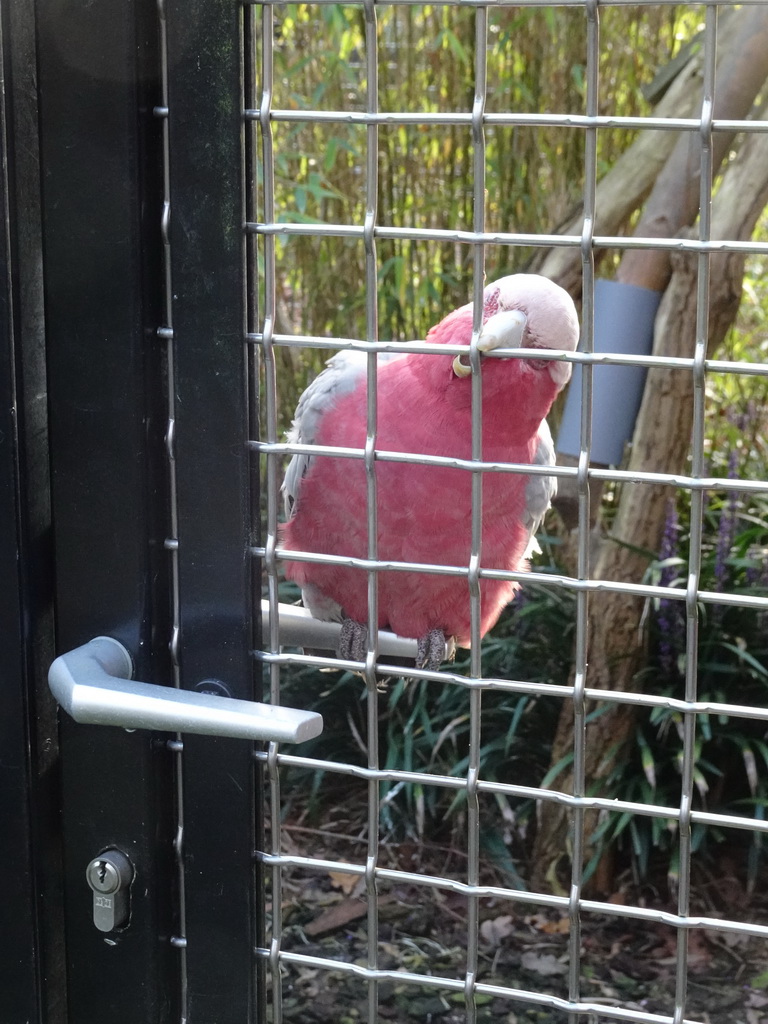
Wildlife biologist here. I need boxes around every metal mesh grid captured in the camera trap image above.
[246,3,768,1023]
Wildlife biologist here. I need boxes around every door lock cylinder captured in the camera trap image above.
[85,849,133,932]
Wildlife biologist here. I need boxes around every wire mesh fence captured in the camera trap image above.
[246,2,768,1022]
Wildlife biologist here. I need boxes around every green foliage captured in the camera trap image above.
[259,7,768,885]
[254,3,692,430]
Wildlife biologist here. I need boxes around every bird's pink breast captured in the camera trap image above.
[281,356,545,646]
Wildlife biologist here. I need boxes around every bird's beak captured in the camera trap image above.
[452,309,528,378]
[477,310,527,353]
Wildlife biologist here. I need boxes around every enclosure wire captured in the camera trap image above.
[465,8,490,1021]
[246,107,768,135]
[154,0,188,1016]
[248,1,768,1021]
[255,846,768,940]
[361,2,381,1021]
[246,335,768,378]
[253,944,714,1024]
[567,3,599,1020]
[255,5,286,1021]
[673,9,718,1024]
[243,6,268,1019]
[252,434,768,495]
[251,533,768,612]
[249,218,768,257]
[252,439,768,496]
[256,639,768,722]
[252,745,768,838]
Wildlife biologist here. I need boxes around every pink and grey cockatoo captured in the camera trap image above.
[280,274,579,670]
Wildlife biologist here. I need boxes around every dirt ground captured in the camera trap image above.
[268,821,768,1024]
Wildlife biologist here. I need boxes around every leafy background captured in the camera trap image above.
[254,3,768,891]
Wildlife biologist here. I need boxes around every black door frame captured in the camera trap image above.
[1,0,62,1019]
[3,0,260,1019]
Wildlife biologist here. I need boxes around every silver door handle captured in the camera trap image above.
[48,635,322,743]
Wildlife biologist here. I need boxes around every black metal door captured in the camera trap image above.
[31,0,259,1021]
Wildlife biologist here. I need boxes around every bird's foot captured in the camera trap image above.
[416,629,455,672]
[337,618,370,663]
[338,619,455,679]
[337,618,391,689]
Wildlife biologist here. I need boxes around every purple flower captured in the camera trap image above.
[658,498,683,679]
[712,450,740,631]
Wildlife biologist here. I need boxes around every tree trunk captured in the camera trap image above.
[616,7,768,293]
[534,5,768,299]
[551,5,768,530]
[531,110,768,893]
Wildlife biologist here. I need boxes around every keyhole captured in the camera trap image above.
[98,861,107,884]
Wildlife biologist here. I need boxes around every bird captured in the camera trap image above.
[280,274,580,671]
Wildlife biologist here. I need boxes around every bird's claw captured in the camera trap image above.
[337,618,390,689]
[337,618,369,663]
[338,619,455,678]
[416,628,453,672]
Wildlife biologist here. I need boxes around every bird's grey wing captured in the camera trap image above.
[522,420,557,559]
[282,349,407,519]
[282,350,365,519]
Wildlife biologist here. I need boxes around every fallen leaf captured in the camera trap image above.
[520,951,568,976]
[480,914,514,946]
[542,918,570,935]
[525,914,570,935]
[304,894,396,937]
[304,898,367,937]
[328,870,362,895]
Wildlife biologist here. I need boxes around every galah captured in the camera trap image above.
[280,274,579,670]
